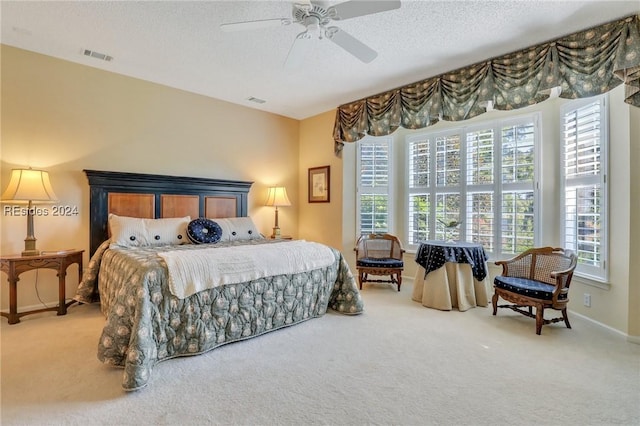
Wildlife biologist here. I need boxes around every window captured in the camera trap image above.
[406,115,539,257]
[499,121,536,254]
[561,96,608,281]
[357,137,392,236]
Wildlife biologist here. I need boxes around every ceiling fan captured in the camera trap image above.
[220,0,401,67]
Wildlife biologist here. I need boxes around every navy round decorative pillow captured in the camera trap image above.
[187,218,222,244]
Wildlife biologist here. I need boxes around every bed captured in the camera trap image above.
[76,170,364,391]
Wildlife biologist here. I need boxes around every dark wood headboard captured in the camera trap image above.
[84,170,253,255]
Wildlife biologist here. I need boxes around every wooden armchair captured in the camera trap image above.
[354,234,405,291]
[492,247,578,335]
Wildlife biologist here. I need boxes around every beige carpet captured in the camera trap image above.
[1,280,639,425]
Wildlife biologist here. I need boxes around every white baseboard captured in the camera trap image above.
[627,334,640,344]
[569,310,640,344]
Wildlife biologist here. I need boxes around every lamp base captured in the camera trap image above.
[22,236,39,256]
[271,226,282,239]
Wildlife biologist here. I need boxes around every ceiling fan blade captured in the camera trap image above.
[309,0,331,8]
[329,0,401,20]
[326,27,377,63]
[220,18,293,32]
[285,31,313,68]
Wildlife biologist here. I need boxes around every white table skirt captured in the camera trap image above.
[412,262,490,311]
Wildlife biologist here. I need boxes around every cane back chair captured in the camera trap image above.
[493,247,578,335]
[354,233,405,291]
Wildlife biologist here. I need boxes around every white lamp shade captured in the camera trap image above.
[1,169,58,203]
[265,186,291,207]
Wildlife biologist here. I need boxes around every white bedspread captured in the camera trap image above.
[158,240,336,299]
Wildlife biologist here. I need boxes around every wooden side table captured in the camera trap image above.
[0,250,84,324]
[270,236,293,240]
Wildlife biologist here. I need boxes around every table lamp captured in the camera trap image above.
[1,168,58,256]
[265,186,291,239]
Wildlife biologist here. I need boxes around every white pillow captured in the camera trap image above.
[214,217,262,241]
[109,214,190,247]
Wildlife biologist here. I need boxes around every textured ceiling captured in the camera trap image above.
[2,1,639,120]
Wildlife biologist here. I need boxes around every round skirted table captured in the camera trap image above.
[412,240,490,311]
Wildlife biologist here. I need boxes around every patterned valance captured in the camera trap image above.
[333,14,640,154]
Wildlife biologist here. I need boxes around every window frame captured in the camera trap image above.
[356,136,394,236]
[404,113,541,257]
[560,95,609,282]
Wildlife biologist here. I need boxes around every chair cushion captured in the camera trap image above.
[357,258,403,268]
[494,276,566,301]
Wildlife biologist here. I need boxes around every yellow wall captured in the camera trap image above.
[1,45,300,310]
[297,111,344,250]
[628,102,640,340]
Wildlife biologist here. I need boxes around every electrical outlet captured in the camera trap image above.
[583,293,591,307]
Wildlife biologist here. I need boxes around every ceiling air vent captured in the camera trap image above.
[83,49,113,62]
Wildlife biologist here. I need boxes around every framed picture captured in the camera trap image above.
[308,165,330,203]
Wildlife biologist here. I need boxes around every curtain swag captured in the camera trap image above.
[333,14,640,154]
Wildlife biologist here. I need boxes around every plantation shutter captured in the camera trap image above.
[561,97,607,280]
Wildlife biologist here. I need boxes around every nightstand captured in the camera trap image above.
[0,250,84,324]
[270,236,293,240]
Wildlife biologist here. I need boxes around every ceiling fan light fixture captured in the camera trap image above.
[303,15,321,33]
[221,0,402,66]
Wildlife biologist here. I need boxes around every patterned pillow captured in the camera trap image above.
[108,214,190,247]
[187,218,222,244]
